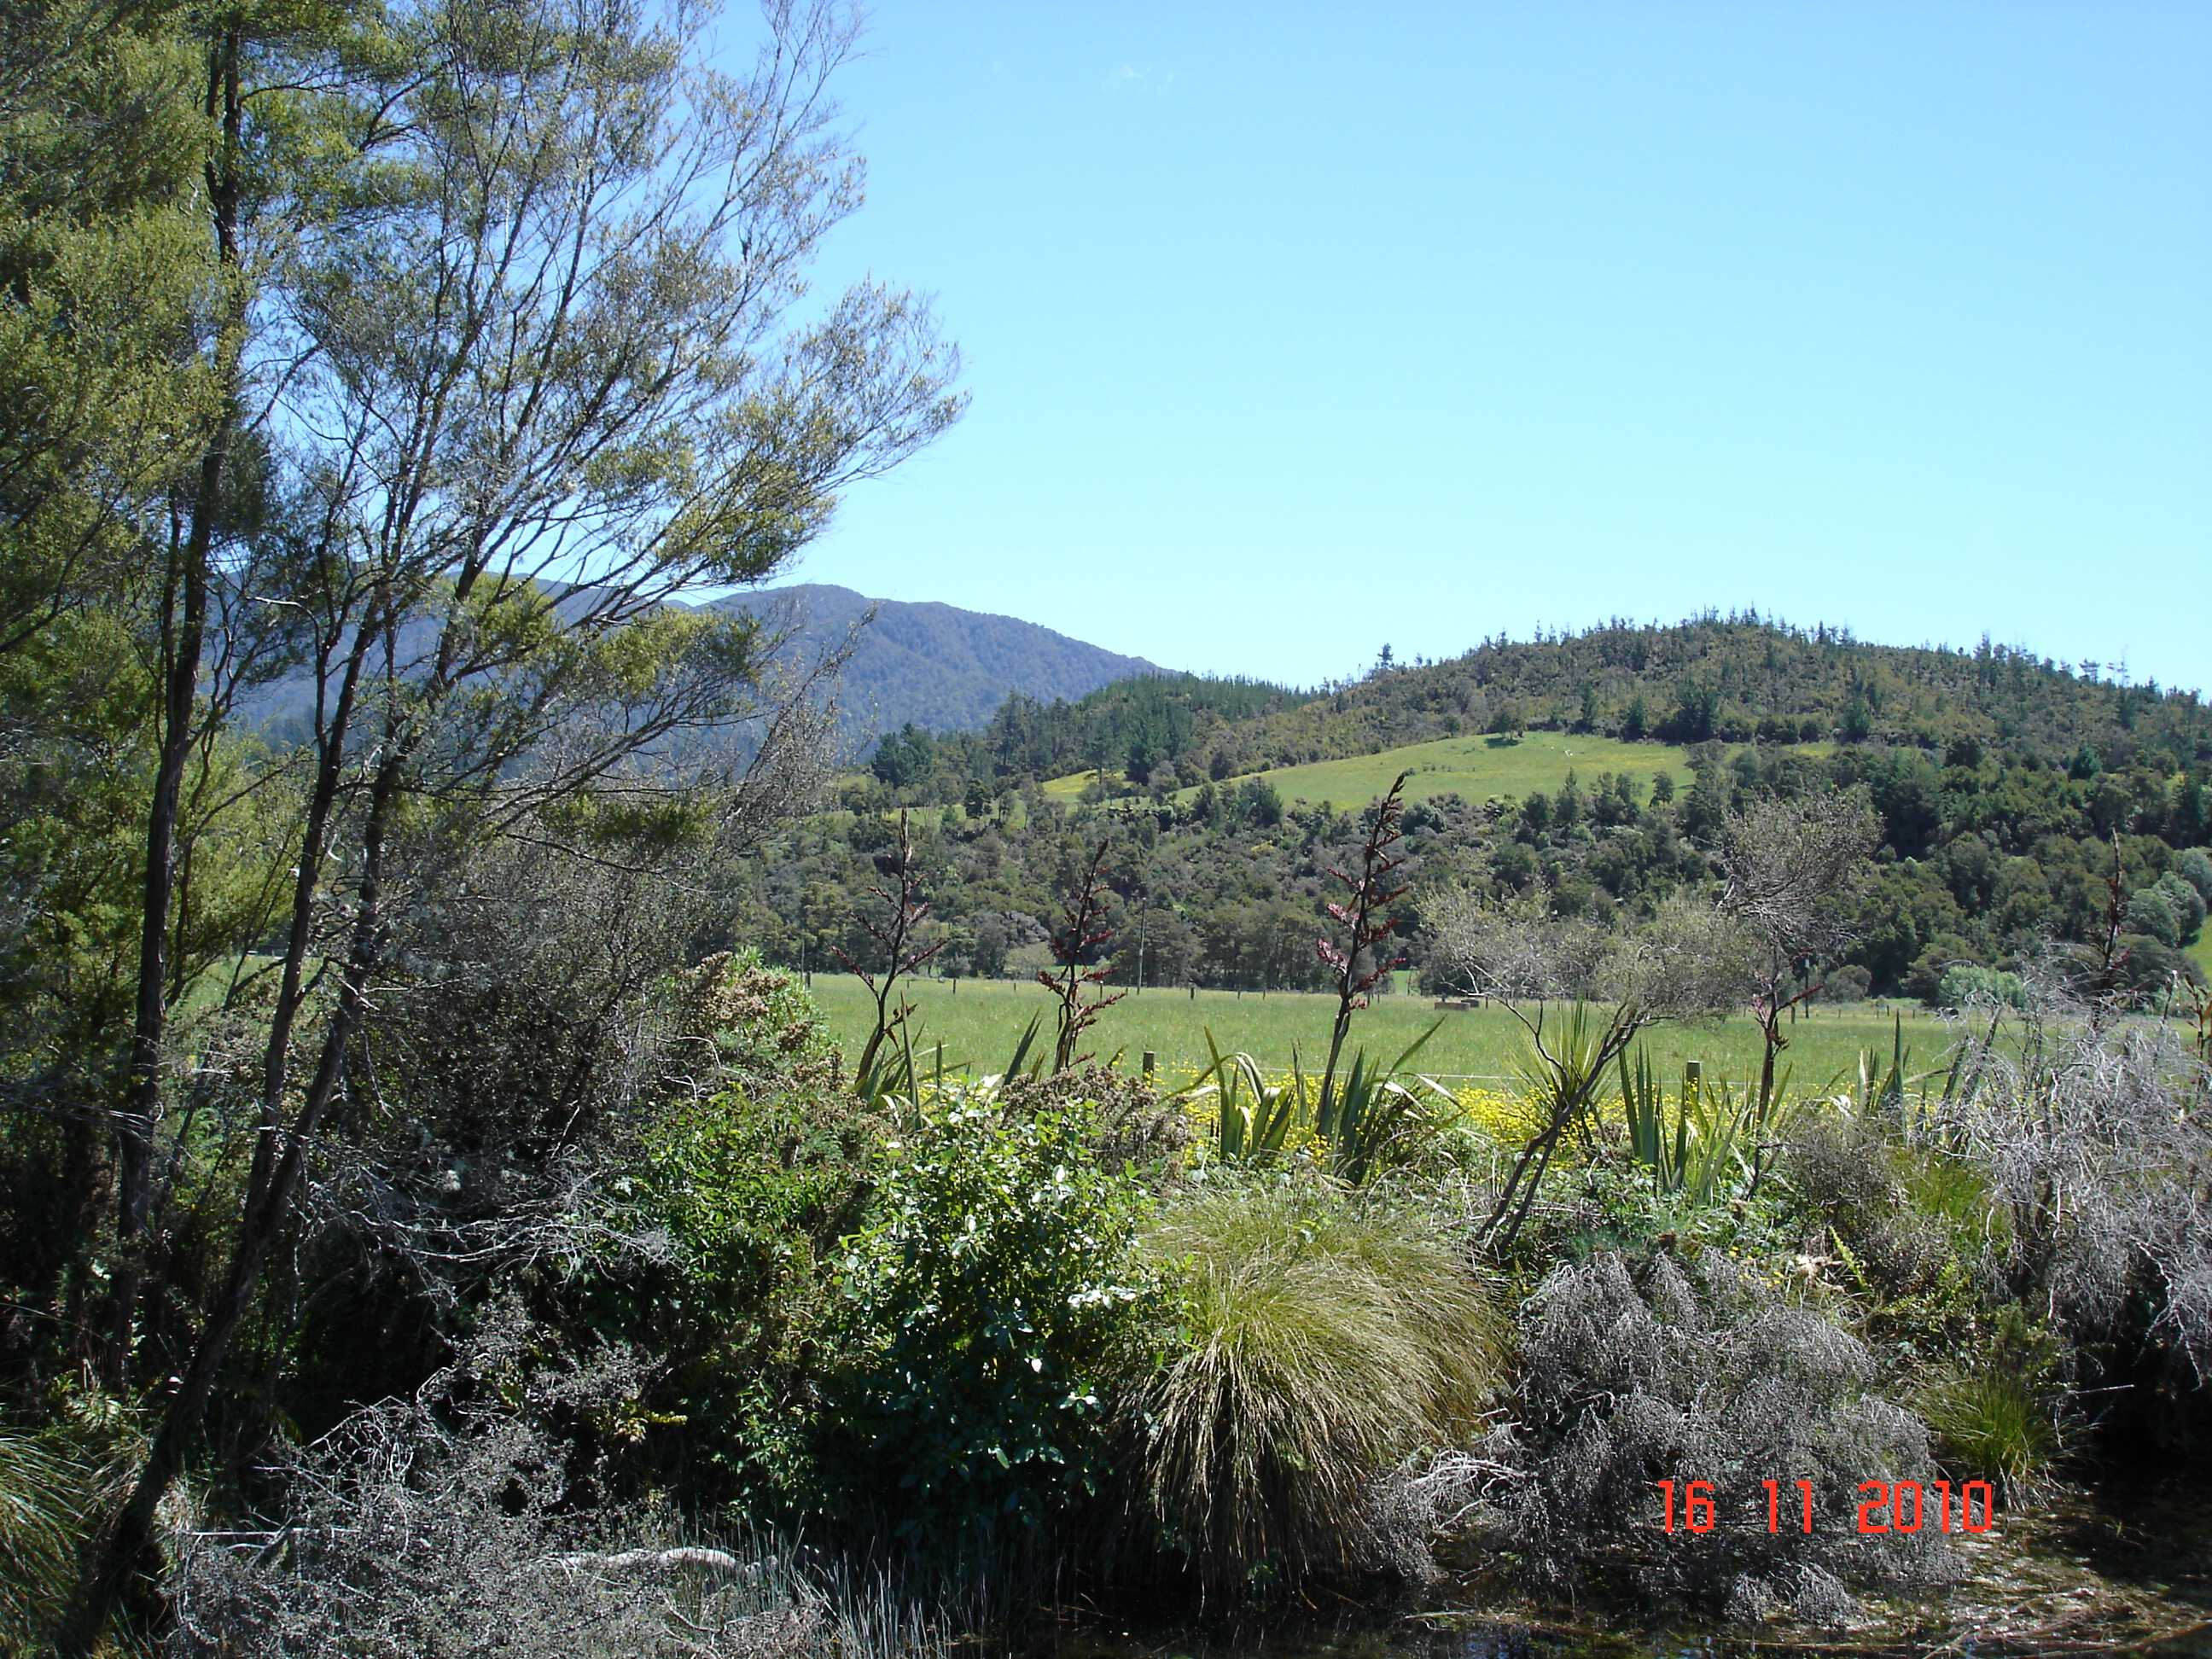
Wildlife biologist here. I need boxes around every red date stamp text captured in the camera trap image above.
[1654,1478,1996,1535]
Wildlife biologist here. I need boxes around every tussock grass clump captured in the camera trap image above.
[1917,1310,2070,1499]
[1112,1179,1510,1591]
[2,1398,151,1653]
[2,1425,86,1648]
[1918,1367,2066,1500]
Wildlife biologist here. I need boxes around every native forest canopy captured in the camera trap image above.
[801,617,2212,1008]
[3,2,2209,1656]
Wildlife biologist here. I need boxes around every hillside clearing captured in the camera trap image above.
[1045,731,1832,812]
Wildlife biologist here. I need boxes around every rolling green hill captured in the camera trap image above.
[914,614,2210,808]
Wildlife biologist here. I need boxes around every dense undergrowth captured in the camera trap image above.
[9,932,2207,1656]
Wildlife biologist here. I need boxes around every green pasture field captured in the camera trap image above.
[1045,731,1833,814]
[800,971,1947,1093]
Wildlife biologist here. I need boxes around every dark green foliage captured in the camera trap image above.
[557,956,868,1515]
[589,1081,876,1516]
[819,1098,1165,1542]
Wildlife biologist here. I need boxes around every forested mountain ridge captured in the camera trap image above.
[865,611,2212,802]
[745,612,2212,1007]
[231,580,1172,760]
[705,583,1167,742]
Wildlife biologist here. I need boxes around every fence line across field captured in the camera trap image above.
[905,1049,1774,1093]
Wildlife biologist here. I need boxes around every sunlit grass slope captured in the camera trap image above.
[1046,732,1832,812]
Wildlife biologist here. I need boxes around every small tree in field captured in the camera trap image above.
[1717,790,1877,1117]
[834,809,941,1086]
[1429,889,1748,1252]
[1039,839,1123,1072]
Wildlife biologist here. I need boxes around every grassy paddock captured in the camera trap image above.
[800,972,1947,1091]
[1043,731,1835,813]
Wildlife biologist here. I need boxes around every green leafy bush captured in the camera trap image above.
[592,1080,877,1514]
[574,957,874,1515]
[822,1097,1163,1542]
[1109,1178,1509,1592]
[1936,963,2026,1010]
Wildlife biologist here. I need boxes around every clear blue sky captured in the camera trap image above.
[745,3,2209,695]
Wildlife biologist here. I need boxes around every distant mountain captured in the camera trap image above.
[703,584,1165,744]
[235,581,1167,756]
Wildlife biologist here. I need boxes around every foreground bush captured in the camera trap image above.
[168,1313,946,1659]
[1109,1179,1510,1592]
[1468,1250,1954,1621]
[821,1096,1165,1543]
[1929,984,2212,1454]
[570,955,876,1516]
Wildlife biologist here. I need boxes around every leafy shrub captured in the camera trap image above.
[1468,1250,1954,1620]
[586,1074,877,1516]
[1823,964,1871,1004]
[821,1097,1163,1543]
[564,956,876,1516]
[989,1062,1192,1178]
[1520,1157,1803,1270]
[1109,1179,1510,1592]
[2155,870,2207,946]
[1936,963,2025,1010]
[672,949,845,1096]
[2126,885,2181,948]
